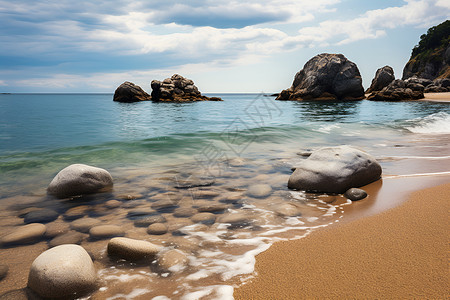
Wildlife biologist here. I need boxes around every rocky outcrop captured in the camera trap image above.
[276,53,365,101]
[113,81,151,102]
[402,20,450,81]
[47,164,113,199]
[27,244,97,299]
[424,78,450,92]
[367,79,424,101]
[366,66,395,93]
[288,145,382,194]
[151,74,222,102]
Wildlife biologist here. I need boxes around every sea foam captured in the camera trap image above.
[405,112,450,134]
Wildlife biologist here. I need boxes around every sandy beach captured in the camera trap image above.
[234,179,450,299]
[422,92,450,102]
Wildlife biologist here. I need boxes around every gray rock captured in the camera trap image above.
[147,223,168,235]
[0,265,8,280]
[134,215,166,227]
[70,217,101,233]
[366,66,395,93]
[107,237,161,262]
[247,184,272,198]
[113,81,151,102]
[89,225,124,240]
[0,223,47,246]
[344,188,368,201]
[157,249,188,273]
[27,244,97,299]
[276,53,365,101]
[47,164,113,199]
[367,79,424,101]
[49,231,85,248]
[288,145,382,194]
[24,209,59,224]
[191,213,216,225]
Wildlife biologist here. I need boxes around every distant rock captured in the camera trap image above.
[113,81,151,102]
[367,79,424,101]
[424,78,450,92]
[151,74,222,102]
[366,66,395,93]
[276,53,365,101]
[288,145,382,194]
[27,244,97,299]
[47,164,113,199]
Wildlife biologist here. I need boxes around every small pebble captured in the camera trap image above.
[89,225,124,240]
[147,223,168,235]
[70,218,101,233]
[344,188,368,201]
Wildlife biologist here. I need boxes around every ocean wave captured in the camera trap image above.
[404,112,450,134]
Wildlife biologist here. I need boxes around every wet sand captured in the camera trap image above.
[234,179,450,299]
[422,92,450,102]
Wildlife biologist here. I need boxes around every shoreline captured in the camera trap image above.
[234,177,450,299]
[421,92,450,102]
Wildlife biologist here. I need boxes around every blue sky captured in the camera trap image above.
[0,0,449,93]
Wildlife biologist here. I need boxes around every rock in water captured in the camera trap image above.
[151,74,222,102]
[367,79,424,101]
[344,188,368,201]
[276,53,365,101]
[27,244,97,299]
[107,237,161,262]
[113,81,151,102]
[157,249,188,273]
[366,66,395,93]
[0,223,47,246]
[47,164,113,199]
[288,145,382,194]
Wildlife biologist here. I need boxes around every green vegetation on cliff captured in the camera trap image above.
[403,20,450,80]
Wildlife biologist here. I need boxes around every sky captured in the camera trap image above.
[0,0,449,93]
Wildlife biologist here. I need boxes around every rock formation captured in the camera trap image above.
[367,79,424,101]
[402,20,450,81]
[47,164,113,199]
[366,66,395,93]
[113,81,151,102]
[288,145,382,194]
[276,53,365,101]
[151,74,222,102]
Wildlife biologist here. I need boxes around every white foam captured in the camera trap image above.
[405,112,450,134]
[315,124,341,133]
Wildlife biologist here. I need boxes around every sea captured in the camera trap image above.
[0,93,449,299]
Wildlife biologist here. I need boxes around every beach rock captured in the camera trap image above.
[344,188,368,201]
[49,231,85,248]
[276,53,365,101]
[173,207,197,218]
[191,213,216,225]
[89,225,124,240]
[0,223,47,246]
[367,79,424,101]
[247,184,272,198]
[197,203,228,213]
[24,209,59,224]
[218,213,252,228]
[27,244,97,299]
[44,222,70,238]
[47,164,113,199]
[424,78,450,92]
[288,145,382,194]
[0,265,8,280]
[156,249,188,273]
[105,200,122,209]
[151,199,178,211]
[151,74,222,102]
[70,217,101,233]
[126,209,157,219]
[107,237,161,262]
[273,203,302,217]
[113,81,151,102]
[134,215,166,227]
[147,223,168,235]
[366,66,395,93]
[64,205,90,220]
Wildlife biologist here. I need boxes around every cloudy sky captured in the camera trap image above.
[0,0,449,93]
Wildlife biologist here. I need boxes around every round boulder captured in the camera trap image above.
[113,81,151,102]
[107,237,161,262]
[27,244,97,299]
[288,145,382,194]
[47,164,113,199]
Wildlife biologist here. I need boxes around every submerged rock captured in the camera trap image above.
[0,223,47,246]
[288,145,382,194]
[47,164,113,199]
[276,53,365,101]
[147,223,168,235]
[27,244,97,299]
[151,74,222,102]
[24,209,59,224]
[344,188,368,201]
[156,249,189,273]
[113,81,151,103]
[107,237,161,262]
[89,225,124,240]
[366,66,395,93]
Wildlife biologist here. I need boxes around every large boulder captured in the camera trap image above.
[367,79,424,101]
[366,66,395,93]
[113,81,151,102]
[276,53,365,101]
[47,164,113,199]
[27,244,97,299]
[288,145,382,193]
[151,74,222,102]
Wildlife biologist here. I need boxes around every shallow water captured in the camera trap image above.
[0,94,449,299]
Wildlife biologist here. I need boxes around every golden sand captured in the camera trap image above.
[422,92,450,102]
[234,182,450,299]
